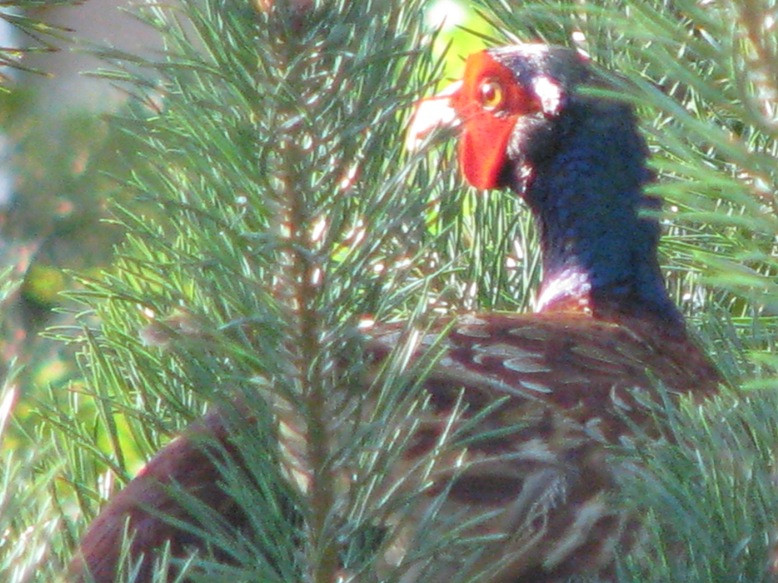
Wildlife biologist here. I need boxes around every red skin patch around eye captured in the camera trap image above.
[454,51,540,190]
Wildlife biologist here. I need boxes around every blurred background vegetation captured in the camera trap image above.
[0,0,777,581]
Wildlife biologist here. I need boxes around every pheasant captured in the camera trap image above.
[69,44,720,582]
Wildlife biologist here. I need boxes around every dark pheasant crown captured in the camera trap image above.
[482,45,644,192]
[488,44,592,111]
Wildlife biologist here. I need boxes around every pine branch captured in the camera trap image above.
[49,1,457,580]
[0,1,82,81]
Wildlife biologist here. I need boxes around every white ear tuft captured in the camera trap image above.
[533,75,565,117]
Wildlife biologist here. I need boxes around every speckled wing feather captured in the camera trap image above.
[356,312,719,582]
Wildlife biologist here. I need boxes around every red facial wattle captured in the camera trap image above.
[457,109,516,189]
[453,50,541,190]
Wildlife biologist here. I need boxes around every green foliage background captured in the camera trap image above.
[0,0,777,581]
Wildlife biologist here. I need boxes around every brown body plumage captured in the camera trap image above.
[362,312,718,582]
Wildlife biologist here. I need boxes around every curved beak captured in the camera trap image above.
[405,81,462,152]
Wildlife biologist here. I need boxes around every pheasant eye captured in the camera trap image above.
[478,79,504,110]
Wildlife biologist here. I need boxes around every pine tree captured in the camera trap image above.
[1,0,777,581]
[53,0,454,580]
